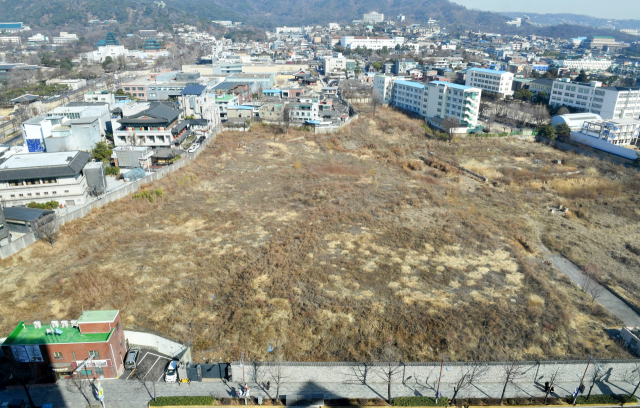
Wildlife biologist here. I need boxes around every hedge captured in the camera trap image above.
[149,396,215,406]
[571,394,637,405]
[394,397,449,406]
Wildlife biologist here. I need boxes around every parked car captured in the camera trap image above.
[124,348,140,370]
[197,136,206,143]
[187,143,199,153]
[165,360,178,383]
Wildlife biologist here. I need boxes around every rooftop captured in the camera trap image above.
[77,310,119,323]
[395,80,425,89]
[3,206,55,222]
[468,67,509,75]
[430,81,477,91]
[0,151,91,182]
[2,321,113,346]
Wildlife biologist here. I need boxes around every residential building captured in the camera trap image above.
[1,310,127,380]
[549,78,640,119]
[259,103,284,122]
[363,12,384,24]
[288,97,320,123]
[179,85,220,127]
[577,118,640,146]
[48,103,111,136]
[214,94,239,119]
[556,58,612,71]
[340,36,398,50]
[422,82,482,128]
[394,58,418,75]
[52,32,79,44]
[465,68,514,97]
[113,102,182,147]
[0,150,92,207]
[529,78,553,95]
[323,57,356,73]
[373,75,395,104]
[84,91,116,108]
[392,80,425,115]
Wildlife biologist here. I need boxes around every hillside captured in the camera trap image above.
[501,12,640,31]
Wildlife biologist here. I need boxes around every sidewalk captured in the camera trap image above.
[0,379,637,408]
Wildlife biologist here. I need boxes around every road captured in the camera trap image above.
[0,378,638,408]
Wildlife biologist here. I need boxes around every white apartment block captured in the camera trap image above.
[465,68,514,97]
[53,32,79,44]
[557,58,612,71]
[0,37,20,44]
[373,75,395,104]
[549,79,640,119]
[0,151,92,208]
[579,118,640,146]
[363,12,384,24]
[275,27,303,34]
[340,36,399,50]
[288,98,319,122]
[388,80,482,128]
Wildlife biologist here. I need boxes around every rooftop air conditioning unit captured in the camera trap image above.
[71,320,78,327]
[33,321,42,328]
[61,320,69,328]
[50,320,60,328]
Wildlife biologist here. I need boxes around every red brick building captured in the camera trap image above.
[1,310,127,380]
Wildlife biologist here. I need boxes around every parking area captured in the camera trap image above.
[120,349,175,383]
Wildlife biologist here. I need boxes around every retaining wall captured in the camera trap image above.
[230,359,640,385]
[0,126,221,259]
[570,132,639,160]
[124,330,192,362]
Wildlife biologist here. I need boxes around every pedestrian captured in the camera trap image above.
[246,385,250,398]
[237,388,242,398]
[266,381,271,390]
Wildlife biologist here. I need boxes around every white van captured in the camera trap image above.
[165,360,178,383]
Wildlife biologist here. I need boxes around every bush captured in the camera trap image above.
[27,200,59,210]
[571,394,637,405]
[393,397,449,406]
[149,396,215,406]
[132,189,164,202]
[105,166,120,176]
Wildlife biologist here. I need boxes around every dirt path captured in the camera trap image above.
[526,216,640,326]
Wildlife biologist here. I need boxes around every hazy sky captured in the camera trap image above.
[450,0,640,20]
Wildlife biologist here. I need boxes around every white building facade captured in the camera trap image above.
[549,79,640,119]
[373,75,395,104]
[557,58,612,71]
[363,12,384,24]
[340,36,399,50]
[465,68,514,97]
[578,118,640,146]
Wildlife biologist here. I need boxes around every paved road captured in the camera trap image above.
[1,378,637,408]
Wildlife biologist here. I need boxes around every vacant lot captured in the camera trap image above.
[1,107,638,363]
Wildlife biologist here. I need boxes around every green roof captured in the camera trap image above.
[2,321,113,346]
[77,310,119,323]
[215,95,235,101]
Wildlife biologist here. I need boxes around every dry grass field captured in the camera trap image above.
[1,106,639,363]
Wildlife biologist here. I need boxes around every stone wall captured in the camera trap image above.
[230,359,640,384]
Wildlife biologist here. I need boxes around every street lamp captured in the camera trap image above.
[573,355,593,406]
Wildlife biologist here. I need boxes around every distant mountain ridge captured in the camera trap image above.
[501,12,640,31]
[2,0,638,42]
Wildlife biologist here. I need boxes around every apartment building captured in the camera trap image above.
[323,57,356,73]
[557,58,612,71]
[1,310,126,380]
[549,78,640,119]
[340,36,399,50]
[465,68,514,97]
[288,97,320,122]
[0,37,20,44]
[391,80,425,115]
[363,12,384,24]
[373,75,395,104]
[578,118,640,146]
[0,151,92,208]
[394,58,418,75]
[179,85,220,127]
[259,103,284,122]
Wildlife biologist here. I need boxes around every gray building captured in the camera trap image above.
[2,206,55,235]
[223,73,275,90]
[529,78,553,95]
[394,58,418,75]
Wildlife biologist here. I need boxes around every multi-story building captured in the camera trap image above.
[363,12,384,24]
[549,78,640,119]
[179,85,220,127]
[323,57,356,73]
[27,33,48,45]
[1,310,127,380]
[0,22,30,32]
[22,115,101,153]
[52,32,79,44]
[394,58,418,75]
[556,58,612,71]
[340,36,399,50]
[373,75,395,104]
[288,98,320,123]
[0,36,20,44]
[113,102,182,147]
[275,27,303,34]
[578,118,640,146]
[582,36,625,50]
[0,150,92,207]
[529,78,553,95]
[465,68,514,98]
[422,82,482,128]
[259,103,284,122]
[388,79,482,129]
[214,94,239,119]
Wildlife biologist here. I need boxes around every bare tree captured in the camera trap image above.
[543,365,563,404]
[499,359,522,405]
[33,213,57,247]
[585,365,605,400]
[580,266,604,302]
[371,89,383,115]
[375,341,403,404]
[557,107,570,116]
[622,362,640,398]
[267,341,288,403]
[282,104,292,135]
[450,363,487,405]
[441,116,461,142]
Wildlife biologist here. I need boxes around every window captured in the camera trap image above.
[80,370,92,376]
[10,195,15,198]
[52,191,57,195]
[95,367,104,375]
[36,193,40,196]
[19,194,23,197]
[54,352,63,359]
[72,352,76,360]
[88,351,100,359]
[64,190,69,193]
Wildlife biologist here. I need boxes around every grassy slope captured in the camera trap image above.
[0,108,637,363]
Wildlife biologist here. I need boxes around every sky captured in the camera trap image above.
[449,0,640,20]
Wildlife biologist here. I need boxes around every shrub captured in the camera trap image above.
[571,394,637,405]
[27,200,59,210]
[149,396,215,406]
[105,166,120,176]
[393,397,449,406]
[132,189,164,202]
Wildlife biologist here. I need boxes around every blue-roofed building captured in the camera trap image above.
[465,67,514,97]
[391,79,425,114]
[0,22,28,32]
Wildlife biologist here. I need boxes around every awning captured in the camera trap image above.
[49,363,74,372]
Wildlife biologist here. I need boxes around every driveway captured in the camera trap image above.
[121,349,174,383]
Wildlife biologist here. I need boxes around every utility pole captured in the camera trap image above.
[436,354,445,403]
[241,352,245,384]
[573,355,592,406]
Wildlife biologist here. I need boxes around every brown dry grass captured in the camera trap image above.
[0,107,636,363]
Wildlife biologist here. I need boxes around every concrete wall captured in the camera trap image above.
[231,359,640,385]
[124,330,192,363]
[571,132,639,160]
[0,126,221,259]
